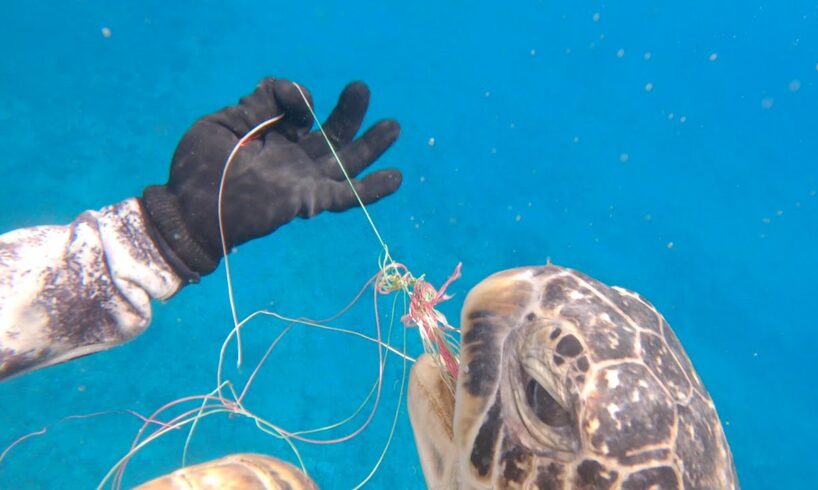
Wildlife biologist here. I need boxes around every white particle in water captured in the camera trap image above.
[643,51,652,61]
[644,213,653,221]
[645,82,654,92]
[592,12,601,22]
[419,175,426,183]
[679,115,687,123]
[788,79,801,92]
[619,152,629,163]
[616,48,625,58]
[484,90,491,97]
[427,137,435,147]
[776,209,784,216]
[708,52,718,62]
[761,217,771,224]
[530,48,537,56]
[761,97,774,109]
[515,214,522,222]
[668,112,675,120]
[667,241,674,249]
[101,27,112,38]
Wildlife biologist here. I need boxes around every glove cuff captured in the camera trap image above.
[141,185,220,280]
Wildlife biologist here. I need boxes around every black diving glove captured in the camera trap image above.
[141,78,402,281]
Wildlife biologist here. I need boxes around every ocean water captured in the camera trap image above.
[0,1,816,488]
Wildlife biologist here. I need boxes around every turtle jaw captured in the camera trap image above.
[408,353,458,488]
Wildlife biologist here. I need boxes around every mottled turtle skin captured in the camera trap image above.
[408,264,739,489]
[133,453,316,490]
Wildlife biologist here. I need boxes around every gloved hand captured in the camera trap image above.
[141,78,402,281]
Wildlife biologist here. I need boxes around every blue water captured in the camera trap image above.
[1,1,816,488]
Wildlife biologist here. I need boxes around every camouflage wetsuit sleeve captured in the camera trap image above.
[0,198,183,380]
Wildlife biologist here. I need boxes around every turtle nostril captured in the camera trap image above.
[525,378,571,427]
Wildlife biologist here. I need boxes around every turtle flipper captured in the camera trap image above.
[408,353,458,489]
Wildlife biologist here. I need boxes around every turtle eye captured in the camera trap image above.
[525,378,571,427]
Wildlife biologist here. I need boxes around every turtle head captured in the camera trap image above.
[409,265,739,489]
[409,266,584,488]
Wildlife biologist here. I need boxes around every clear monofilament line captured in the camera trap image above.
[218,113,286,369]
[292,84,392,262]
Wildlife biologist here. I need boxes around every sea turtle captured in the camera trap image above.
[134,453,317,489]
[134,264,738,489]
[408,264,739,489]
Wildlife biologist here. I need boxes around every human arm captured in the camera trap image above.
[0,78,401,380]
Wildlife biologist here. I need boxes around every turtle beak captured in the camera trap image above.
[408,353,457,488]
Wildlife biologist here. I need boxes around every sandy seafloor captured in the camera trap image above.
[0,1,816,488]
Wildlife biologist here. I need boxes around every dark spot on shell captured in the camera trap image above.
[470,393,503,477]
[577,356,590,372]
[553,355,565,366]
[526,312,536,321]
[556,334,583,357]
[621,466,679,490]
[576,460,618,489]
[468,309,498,320]
[541,275,581,309]
[550,327,562,340]
[535,462,564,489]
[461,319,501,397]
[525,378,571,427]
[499,442,532,485]
[576,374,585,384]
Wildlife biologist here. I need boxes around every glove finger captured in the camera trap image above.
[203,77,281,138]
[319,120,400,180]
[299,81,370,159]
[314,169,403,214]
[273,79,315,142]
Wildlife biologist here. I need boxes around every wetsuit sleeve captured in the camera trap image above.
[0,198,183,380]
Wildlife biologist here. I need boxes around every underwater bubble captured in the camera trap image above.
[788,79,801,92]
[761,97,774,109]
[101,26,112,38]
[592,12,601,22]
[708,52,718,62]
